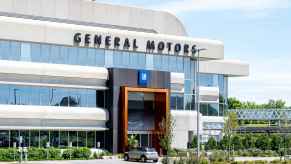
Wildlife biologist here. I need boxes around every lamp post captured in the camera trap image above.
[191,46,207,163]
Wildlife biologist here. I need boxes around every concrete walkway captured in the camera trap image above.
[234,156,281,162]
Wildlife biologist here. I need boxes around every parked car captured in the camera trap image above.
[124,147,159,163]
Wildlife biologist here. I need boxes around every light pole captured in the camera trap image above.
[191,46,207,163]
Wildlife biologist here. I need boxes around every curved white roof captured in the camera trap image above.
[0,0,187,36]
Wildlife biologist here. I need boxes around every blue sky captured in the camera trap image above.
[96,0,291,105]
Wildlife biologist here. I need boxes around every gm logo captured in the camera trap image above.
[138,70,149,86]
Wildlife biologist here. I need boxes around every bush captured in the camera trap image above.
[72,147,91,159]
[209,150,228,162]
[62,149,73,160]
[28,148,47,160]
[0,148,18,161]
[167,149,177,157]
[47,148,61,159]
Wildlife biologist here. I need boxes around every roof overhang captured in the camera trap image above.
[200,59,249,77]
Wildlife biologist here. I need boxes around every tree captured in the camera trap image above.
[242,134,255,149]
[231,135,243,150]
[159,111,175,155]
[190,135,197,148]
[128,134,138,149]
[227,97,242,109]
[264,99,286,109]
[255,135,270,150]
[270,134,283,151]
[224,111,239,159]
[205,137,217,150]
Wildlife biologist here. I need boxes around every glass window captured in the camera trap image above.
[50,131,59,148]
[87,90,96,108]
[95,131,104,148]
[138,53,146,69]
[69,131,77,147]
[0,130,9,147]
[78,48,88,66]
[200,104,208,116]
[40,131,49,147]
[169,56,177,72]
[41,44,50,63]
[40,88,50,106]
[122,52,130,67]
[10,130,19,148]
[219,104,224,116]
[60,131,68,148]
[10,42,21,60]
[59,46,68,64]
[19,130,29,147]
[96,90,105,108]
[69,89,81,107]
[177,56,184,73]
[21,43,31,61]
[184,94,194,110]
[78,131,86,147]
[50,45,61,64]
[0,40,10,60]
[0,85,9,104]
[68,47,78,65]
[30,130,39,147]
[105,50,113,67]
[145,54,153,70]
[31,43,41,62]
[87,131,95,148]
[208,104,219,116]
[95,49,105,66]
[87,49,96,66]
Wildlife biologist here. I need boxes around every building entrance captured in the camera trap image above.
[120,87,169,153]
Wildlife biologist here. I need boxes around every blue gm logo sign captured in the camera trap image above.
[138,70,149,86]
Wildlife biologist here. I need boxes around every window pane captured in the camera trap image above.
[50,131,59,148]
[20,130,29,147]
[0,40,10,60]
[95,49,105,66]
[78,131,86,147]
[30,130,39,147]
[208,104,219,116]
[21,43,31,61]
[68,47,78,65]
[60,131,68,148]
[0,130,9,147]
[11,42,21,60]
[31,43,41,62]
[87,49,96,66]
[69,131,77,147]
[87,131,95,148]
[40,131,49,147]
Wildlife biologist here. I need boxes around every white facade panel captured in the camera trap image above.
[0,16,224,59]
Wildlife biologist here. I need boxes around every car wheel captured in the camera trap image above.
[124,154,129,161]
[140,156,146,163]
[153,159,158,163]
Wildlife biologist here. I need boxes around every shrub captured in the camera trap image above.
[209,150,228,162]
[72,147,91,159]
[28,148,47,160]
[167,149,177,157]
[47,148,61,159]
[0,148,18,161]
[62,149,73,160]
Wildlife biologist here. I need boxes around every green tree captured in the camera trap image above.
[128,134,138,149]
[227,97,242,109]
[159,111,175,155]
[190,135,197,148]
[242,134,255,149]
[218,136,228,150]
[224,111,239,159]
[263,99,286,109]
[205,137,217,150]
[255,135,271,150]
[270,134,283,151]
[231,135,243,150]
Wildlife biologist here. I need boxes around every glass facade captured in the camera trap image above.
[0,130,105,148]
[199,73,228,116]
[0,39,198,111]
[0,84,105,108]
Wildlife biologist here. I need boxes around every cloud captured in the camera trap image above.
[152,0,291,13]
[229,55,291,106]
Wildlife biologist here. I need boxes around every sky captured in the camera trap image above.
[96,0,291,105]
